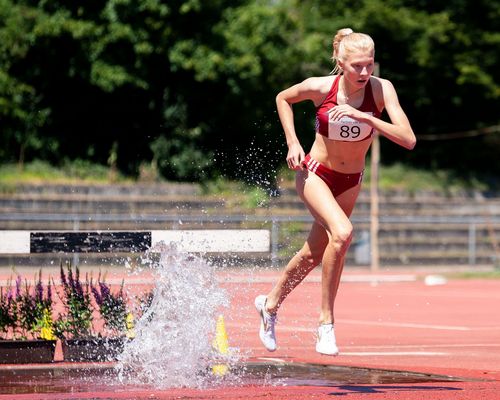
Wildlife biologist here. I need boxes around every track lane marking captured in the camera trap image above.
[340,351,448,356]
[337,319,471,331]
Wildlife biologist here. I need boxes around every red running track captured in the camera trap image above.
[1,266,499,399]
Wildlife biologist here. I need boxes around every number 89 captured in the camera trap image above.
[340,125,361,138]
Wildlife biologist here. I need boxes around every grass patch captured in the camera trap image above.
[447,269,500,280]
[0,160,131,189]
[366,163,488,194]
[201,178,272,209]
[200,177,243,196]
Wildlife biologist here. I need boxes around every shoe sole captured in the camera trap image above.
[316,344,339,356]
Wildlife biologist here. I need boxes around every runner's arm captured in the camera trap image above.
[362,79,416,150]
[276,78,325,168]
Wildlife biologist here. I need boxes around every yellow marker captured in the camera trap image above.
[125,313,136,339]
[212,314,229,376]
[40,308,56,341]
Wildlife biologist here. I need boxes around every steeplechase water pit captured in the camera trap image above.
[0,361,466,396]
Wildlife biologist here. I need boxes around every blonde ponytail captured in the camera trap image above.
[331,28,353,75]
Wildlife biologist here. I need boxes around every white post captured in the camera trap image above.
[370,62,381,273]
[370,134,380,273]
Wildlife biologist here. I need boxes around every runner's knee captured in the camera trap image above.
[327,223,353,253]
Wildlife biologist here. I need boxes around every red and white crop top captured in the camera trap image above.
[315,75,381,142]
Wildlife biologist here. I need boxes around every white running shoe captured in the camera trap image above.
[315,323,339,356]
[254,295,277,352]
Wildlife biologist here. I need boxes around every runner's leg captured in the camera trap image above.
[265,169,360,319]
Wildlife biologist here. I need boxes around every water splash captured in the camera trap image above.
[116,242,236,388]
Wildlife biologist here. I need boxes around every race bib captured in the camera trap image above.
[327,112,373,141]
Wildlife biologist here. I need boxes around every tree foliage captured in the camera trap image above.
[0,0,499,184]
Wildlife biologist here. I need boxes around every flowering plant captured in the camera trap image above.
[0,278,16,339]
[53,262,94,340]
[18,272,55,340]
[91,276,131,338]
[0,272,55,340]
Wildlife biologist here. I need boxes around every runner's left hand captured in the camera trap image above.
[327,104,367,122]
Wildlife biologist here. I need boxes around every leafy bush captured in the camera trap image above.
[0,279,16,339]
[53,263,94,340]
[91,277,129,337]
[0,272,54,340]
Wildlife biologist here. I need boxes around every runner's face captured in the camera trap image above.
[341,51,375,88]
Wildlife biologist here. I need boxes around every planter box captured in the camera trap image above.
[0,340,56,364]
[62,337,126,362]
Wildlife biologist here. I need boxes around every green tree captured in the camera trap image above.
[0,0,499,185]
[0,2,50,164]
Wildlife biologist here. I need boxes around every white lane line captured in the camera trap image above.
[469,326,500,331]
[238,344,500,351]
[227,322,471,332]
[342,343,500,350]
[338,319,471,331]
[256,357,288,363]
[341,351,448,356]
[241,347,448,356]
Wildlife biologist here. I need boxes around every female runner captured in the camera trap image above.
[255,28,416,355]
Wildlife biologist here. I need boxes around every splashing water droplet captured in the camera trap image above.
[116,242,235,388]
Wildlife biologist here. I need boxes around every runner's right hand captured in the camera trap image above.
[286,142,305,170]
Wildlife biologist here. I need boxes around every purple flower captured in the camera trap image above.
[99,281,111,299]
[60,264,68,287]
[47,281,52,303]
[91,285,103,306]
[15,275,21,299]
[75,279,84,297]
[67,267,75,291]
[36,278,43,302]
